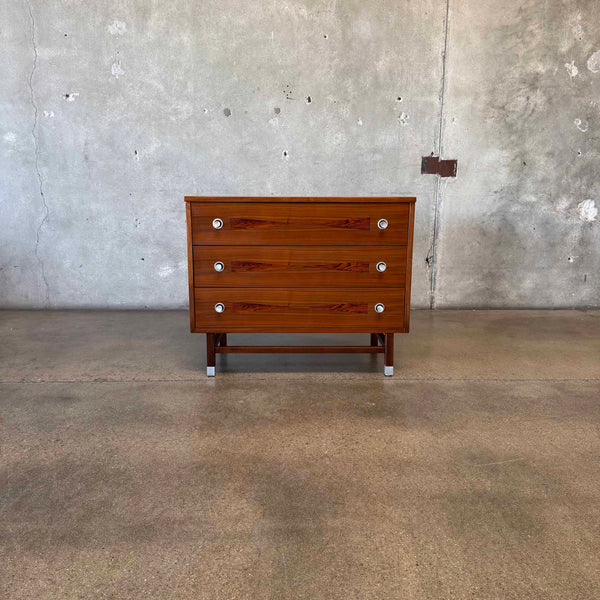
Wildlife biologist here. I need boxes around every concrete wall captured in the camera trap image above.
[1,0,598,309]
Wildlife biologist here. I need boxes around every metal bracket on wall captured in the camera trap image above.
[421,155,457,177]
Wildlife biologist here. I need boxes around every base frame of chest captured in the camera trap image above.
[204,332,395,376]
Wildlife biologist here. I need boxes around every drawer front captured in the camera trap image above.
[190,203,410,245]
[194,288,405,332]
[193,246,407,288]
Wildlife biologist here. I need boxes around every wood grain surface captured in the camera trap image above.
[194,288,406,333]
[190,203,410,246]
[193,245,407,287]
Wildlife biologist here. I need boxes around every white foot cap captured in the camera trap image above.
[207,366,215,377]
[384,365,394,377]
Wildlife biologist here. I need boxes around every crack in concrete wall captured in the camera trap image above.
[24,0,50,306]
[426,0,451,310]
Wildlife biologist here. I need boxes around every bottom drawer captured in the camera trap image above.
[194,288,405,333]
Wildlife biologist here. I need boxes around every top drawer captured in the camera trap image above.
[190,202,410,245]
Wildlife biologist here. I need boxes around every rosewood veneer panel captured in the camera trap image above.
[194,288,406,333]
[193,245,407,288]
[190,203,410,246]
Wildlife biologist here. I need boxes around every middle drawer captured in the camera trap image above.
[193,245,407,288]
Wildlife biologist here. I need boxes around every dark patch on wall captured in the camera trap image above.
[223,108,231,117]
[421,155,457,177]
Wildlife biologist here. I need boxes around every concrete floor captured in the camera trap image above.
[1,310,599,599]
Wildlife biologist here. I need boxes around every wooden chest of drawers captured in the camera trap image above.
[185,197,416,376]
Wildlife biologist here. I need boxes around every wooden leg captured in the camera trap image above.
[220,333,227,347]
[370,333,378,346]
[206,333,216,377]
[384,333,394,376]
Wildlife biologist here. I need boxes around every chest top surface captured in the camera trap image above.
[185,196,416,203]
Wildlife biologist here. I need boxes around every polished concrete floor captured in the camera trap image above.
[1,310,599,599]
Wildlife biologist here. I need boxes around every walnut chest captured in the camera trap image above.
[185,197,416,376]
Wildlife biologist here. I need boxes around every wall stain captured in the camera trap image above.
[481,1,600,221]
[587,49,600,73]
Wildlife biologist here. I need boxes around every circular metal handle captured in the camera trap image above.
[213,261,224,272]
[374,303,385,313]
[377,218,388,230]
[376,261,387,272]
[214,303,225,313]
[212,218,223,229]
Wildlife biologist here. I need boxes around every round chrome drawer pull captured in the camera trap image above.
[374,303,385,313]
[376,261,387,272]
[213,261,225,272]
[212,218,223,229]
[377,218,388,230]
[214,303,225,313]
